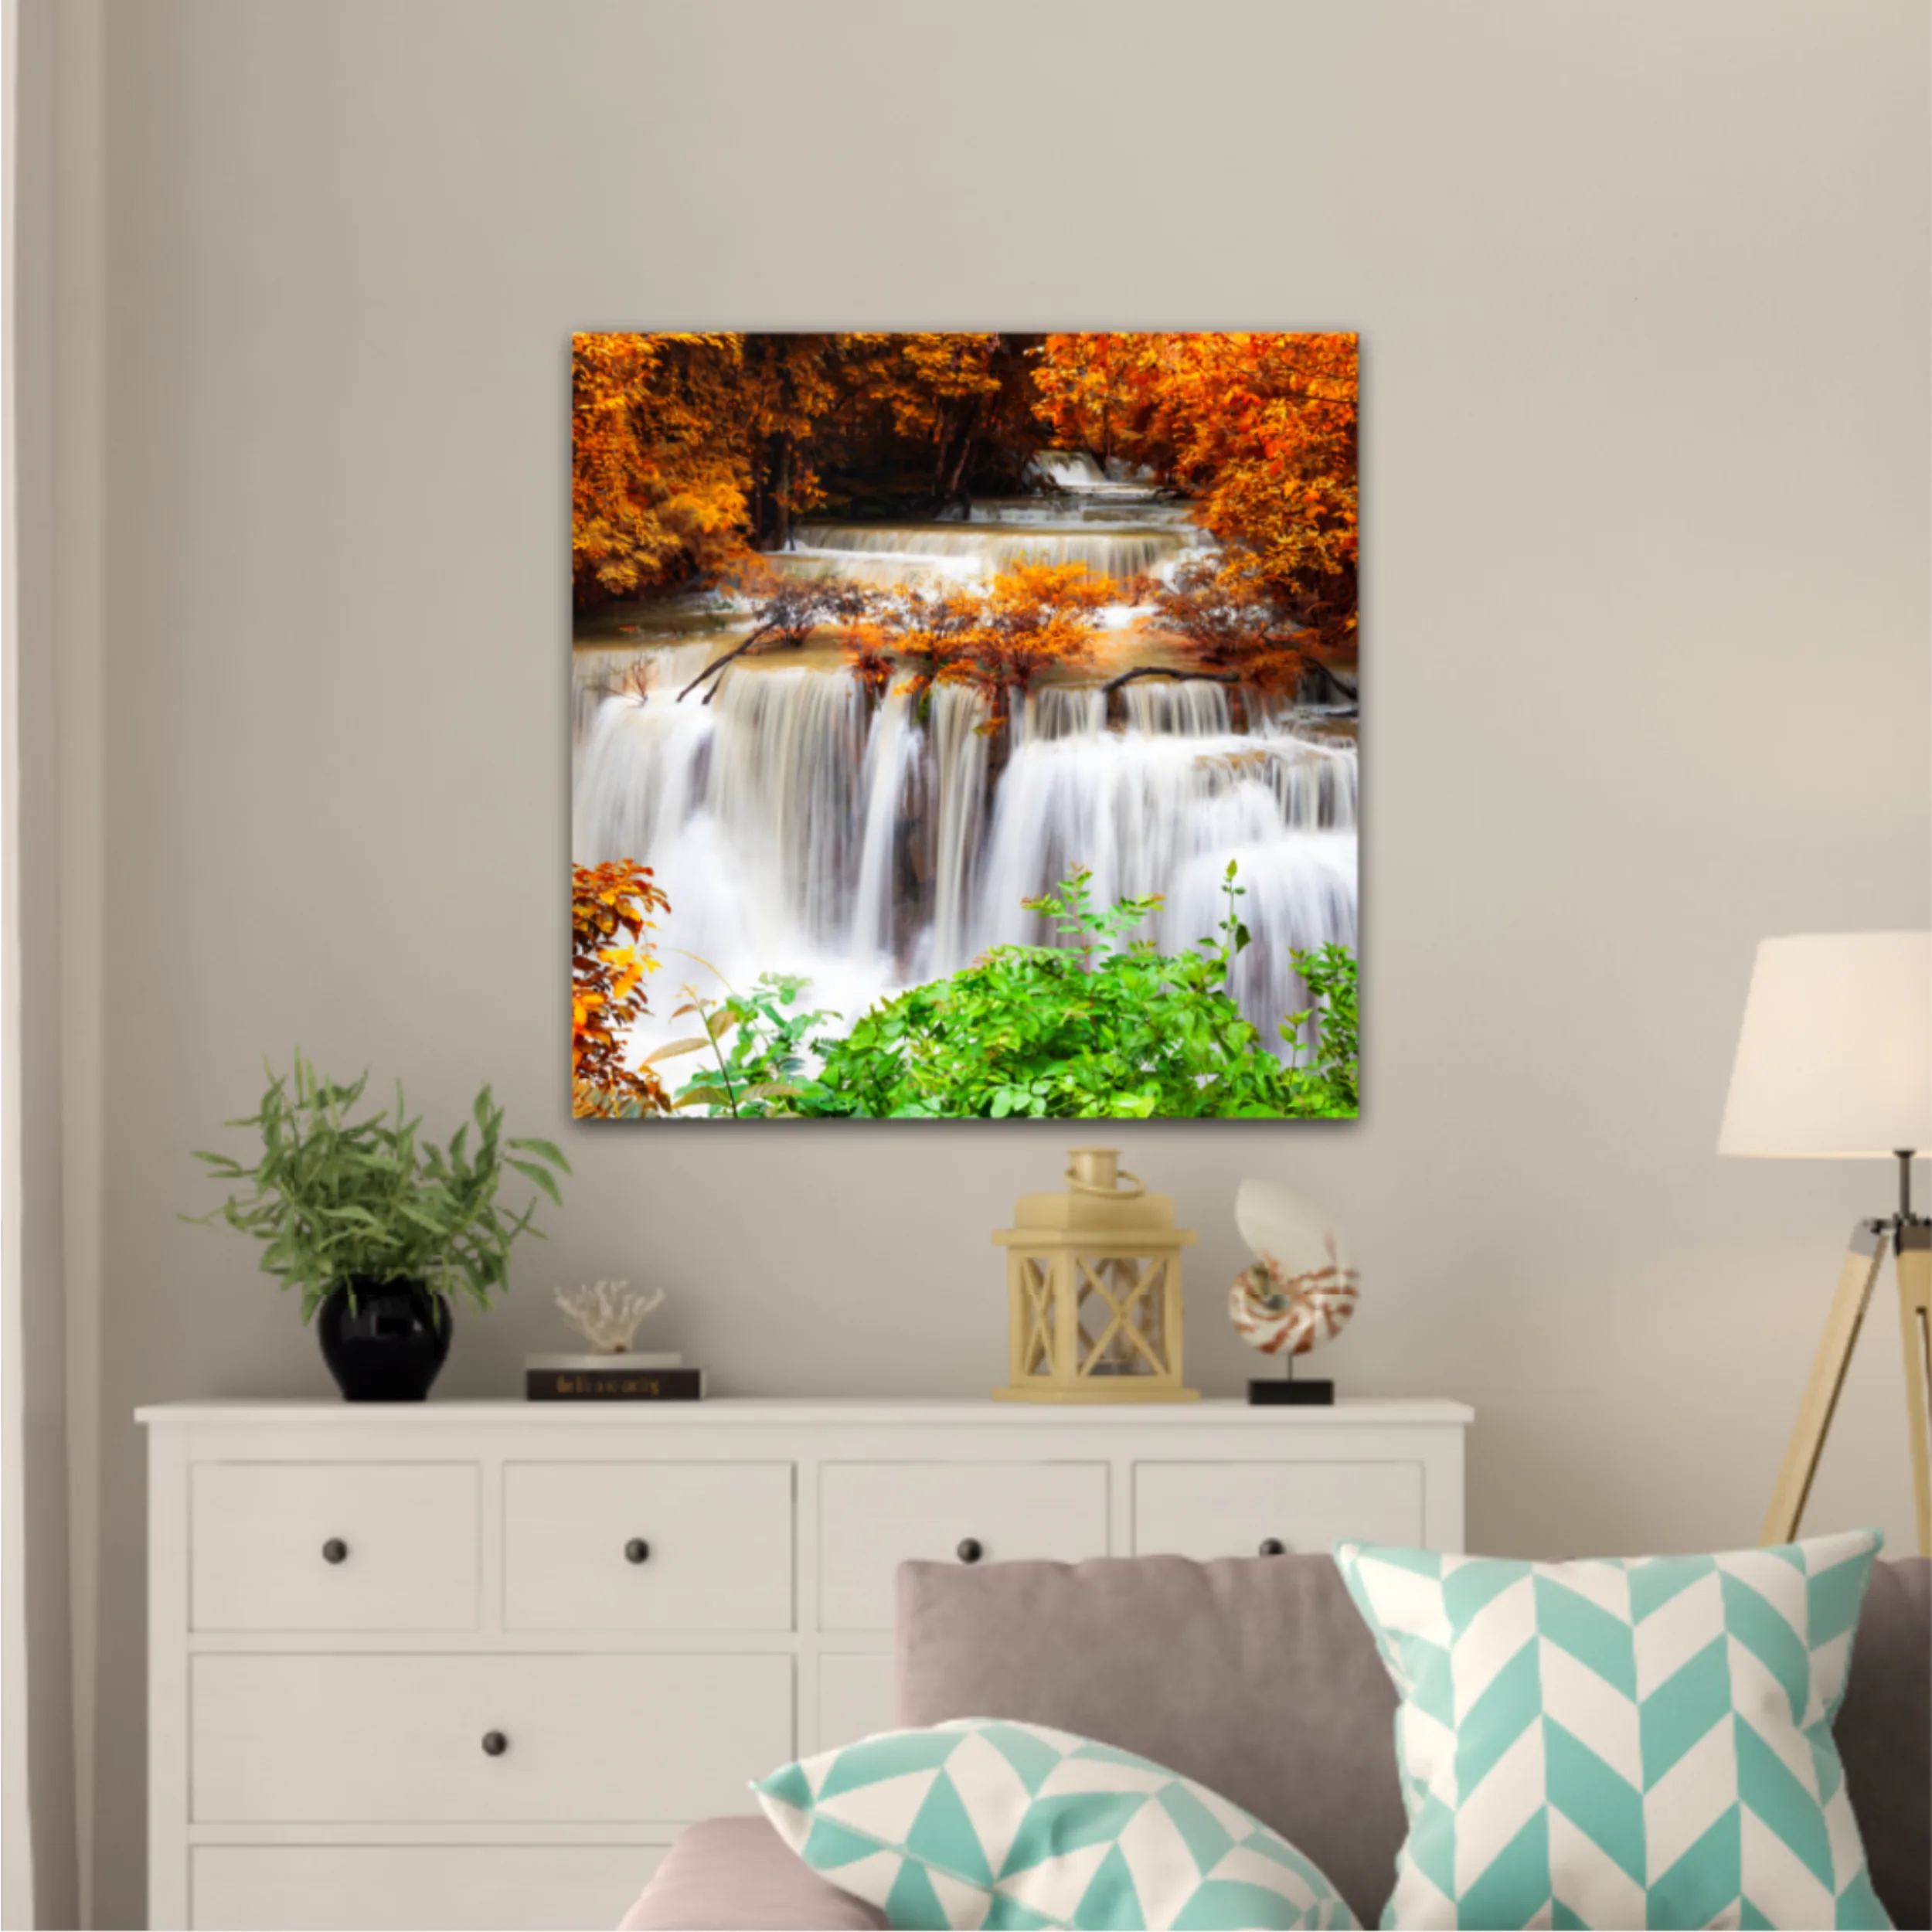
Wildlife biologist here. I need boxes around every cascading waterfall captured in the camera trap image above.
[927,682,991,975]
[572,644,718,862]
[1032,451,1111,490]
[571,492,1357,1063]
[851,684,917,960]
[970,686,1354,1039]
[968,494,1180,527]
[1027,450,1161,495]
[786,520,1196,583]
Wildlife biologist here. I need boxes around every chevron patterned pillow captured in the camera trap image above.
[1335,1530,1889,1930]
[753,1717,1359,1930]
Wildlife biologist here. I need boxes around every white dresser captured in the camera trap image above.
[140,1397,1471,1931]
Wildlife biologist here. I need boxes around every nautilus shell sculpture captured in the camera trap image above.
[1227,1179,1359,1358]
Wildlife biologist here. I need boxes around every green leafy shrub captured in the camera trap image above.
[784,866,1356,1121]
[660,973,841,1118]
[190,1053,570,1317]
[1284,943,1358,1115]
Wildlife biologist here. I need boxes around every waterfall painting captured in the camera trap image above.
[572,333,1358,1121]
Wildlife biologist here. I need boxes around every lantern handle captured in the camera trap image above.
[1066,1164,1146,1199]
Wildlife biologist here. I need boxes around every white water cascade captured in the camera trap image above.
[779,518,1202,588]
[572,487,1358,1063]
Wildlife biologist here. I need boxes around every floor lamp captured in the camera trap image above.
[1719,931,1931,1556]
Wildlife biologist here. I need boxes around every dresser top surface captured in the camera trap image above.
[137,1395,1472,1427]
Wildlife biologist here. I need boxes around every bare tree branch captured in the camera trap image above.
[676,624,780,702]
[1298,657,1358,704]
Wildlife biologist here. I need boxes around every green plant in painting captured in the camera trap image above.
[786,866,1357,1121]
[645,868,1358,1123]
[658,972,841,1119]
[189,1053,570,1318]
[1282,943,1358,1116]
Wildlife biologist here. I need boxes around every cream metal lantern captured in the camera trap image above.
[993,1148,1199,1403]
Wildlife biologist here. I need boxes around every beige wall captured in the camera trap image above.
[56,0,1932,1921]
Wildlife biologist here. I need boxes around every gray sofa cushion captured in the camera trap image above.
[896,1551,1932,1931]
[620,1552,1927,1931]
[1836,1554,1930,1932]
[896,1552,1405,1927]
[618,1815,885,1931]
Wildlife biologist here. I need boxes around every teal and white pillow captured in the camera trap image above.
[753,1716,1359,1930]
[1335,1529,1888,1930]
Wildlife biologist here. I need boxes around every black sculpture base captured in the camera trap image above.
[1249,1377,1335,1406]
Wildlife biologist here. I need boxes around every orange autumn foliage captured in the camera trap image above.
[969,559,1114,696]
[1145,556,1322,698]
[575,332,1359,710]
[573,332,1359,628]
[1032,332,1359,651]
[572,334,1050,611]
[572,334,753,606]
[571,860,674,1119]
[846,560,1113,730]
[859,332,1015,503]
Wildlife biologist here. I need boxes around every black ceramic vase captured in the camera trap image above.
[316,1277,451,1402]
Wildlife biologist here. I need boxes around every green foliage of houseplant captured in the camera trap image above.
[189,1053,571,1318]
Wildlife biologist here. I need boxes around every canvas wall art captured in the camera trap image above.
[571,332,1358,1121]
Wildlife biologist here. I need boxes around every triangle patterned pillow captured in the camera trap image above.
[1335,1529,1889,1930]
[754,1716,1359,1930]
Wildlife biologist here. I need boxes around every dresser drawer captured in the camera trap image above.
[503,1461,791,1631]
[190,1845,662,1931]
[191,1654,791,1823]
[817,1652,896,1750]
[818,1461,1109,1630]
[1133,1460,1424,1560]
[192,1463,479,1631]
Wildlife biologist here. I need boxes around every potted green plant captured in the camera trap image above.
[190,1053,570,1401]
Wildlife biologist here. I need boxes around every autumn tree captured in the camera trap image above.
[863,333,1036,509]
[1025,332,1126,464]
[573,333,1066,612]
[1032,332,1359,653]
[1110,556,1357,706]
[574,332,1358,645]
[968,560,1114,702]
[764,332,1045,515]
[737,333,842,549]
[572,333,753,607]
[847,560,1112,730]
[852,583,981,709]
[572,861,673,1119]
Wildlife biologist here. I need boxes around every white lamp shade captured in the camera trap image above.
[1719,932,1932,1157]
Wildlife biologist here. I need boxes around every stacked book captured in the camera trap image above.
[525,1352,705,1402]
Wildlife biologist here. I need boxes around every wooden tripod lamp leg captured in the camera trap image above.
[1897,1225,1932,1557]
[1761,1222,1889,1547]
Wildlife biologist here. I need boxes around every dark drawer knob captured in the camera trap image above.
[481,1730,509,1757]
[1258,1537,1287,1557]
[321,1539,349,1565]
[624,1538,651,1565]
[956,1537,984,1564]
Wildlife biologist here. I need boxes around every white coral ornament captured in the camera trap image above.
[553,1281,665,1355]
[1227,1181,1359,1358]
